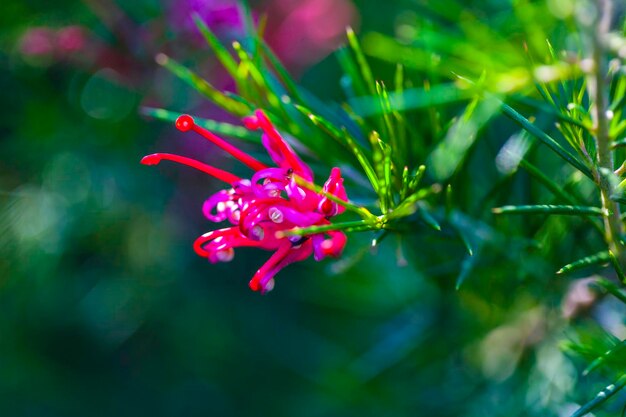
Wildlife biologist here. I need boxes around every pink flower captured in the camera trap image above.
[142,110,348,293]
[263,0,357,71]
[19,27,56,58]
[19,26,87,59]
[56,26,87,54]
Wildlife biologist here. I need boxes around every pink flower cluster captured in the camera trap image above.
[142,110,348,293]
[19,26,86,59]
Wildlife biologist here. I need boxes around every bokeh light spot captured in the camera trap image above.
[80,69,136,121]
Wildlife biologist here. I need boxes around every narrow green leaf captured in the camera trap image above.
[556,251,610,275]
[429,96,500,181]
[380,140,393,213]
[568,374,626,417]
[583,339,626,376]
[346,27,376,96]
[349,83,472,117]
[371,230,390,248]
[394,64,405,118]
[608,251,626,284]
[386,187,436,220]
[231,41,282,110]
[345,134,380,193]
[400,166,409,200]
[455,226,474,257]
[500,103,594,179]
[293,104,344,141]
[224,91,256,110]
[156,54,250,116]
[535,81,556,107]
[336,47,368,97]
[445,184,453,218]
[518,159,580,205]
[293,104,379,192]
[492,205,605,216]
[369,131,385,183]
[593,278,626,304]
[610,83,626,112]
[376,81,397,148]
[611,137,626,149]
[418,204,441,231]
[511,95,590,129]
[517,158,603,235]
[260,42,301,100]
[424,79,443,138]
[254,15,267,66]
[279,220,377,237]
[611,118,626,140]
[238,0,256,40]
[193,14,238,77]
[456,251,479,289]
[409,165,426,191]
[342,135,380,195]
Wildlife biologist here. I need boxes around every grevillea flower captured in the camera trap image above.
[142,110,348,293]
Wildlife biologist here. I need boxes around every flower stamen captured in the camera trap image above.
[175,114,268,171]
[141,153,240,184]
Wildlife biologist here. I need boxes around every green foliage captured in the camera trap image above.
[557,252,610,275]
[5,0,626,416]
[145,4,626,414]
[153,17,458,241]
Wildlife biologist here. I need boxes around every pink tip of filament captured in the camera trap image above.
[140,153,240,184]
[248,279,261,292]
[243,116,259,130]
[140,154,162,165]
[175,114,195,132]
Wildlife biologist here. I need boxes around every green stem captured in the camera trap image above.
[588,0,625,271]
[278,219,379,238]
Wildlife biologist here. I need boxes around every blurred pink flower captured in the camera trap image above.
[56,26,87,54]
[19,25,88,62]
[19,27,56,58]
[167,0,357,70]
[264,0,357,70]
[168,0,244,40]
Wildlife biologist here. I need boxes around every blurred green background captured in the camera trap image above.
[1,0,625,416]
